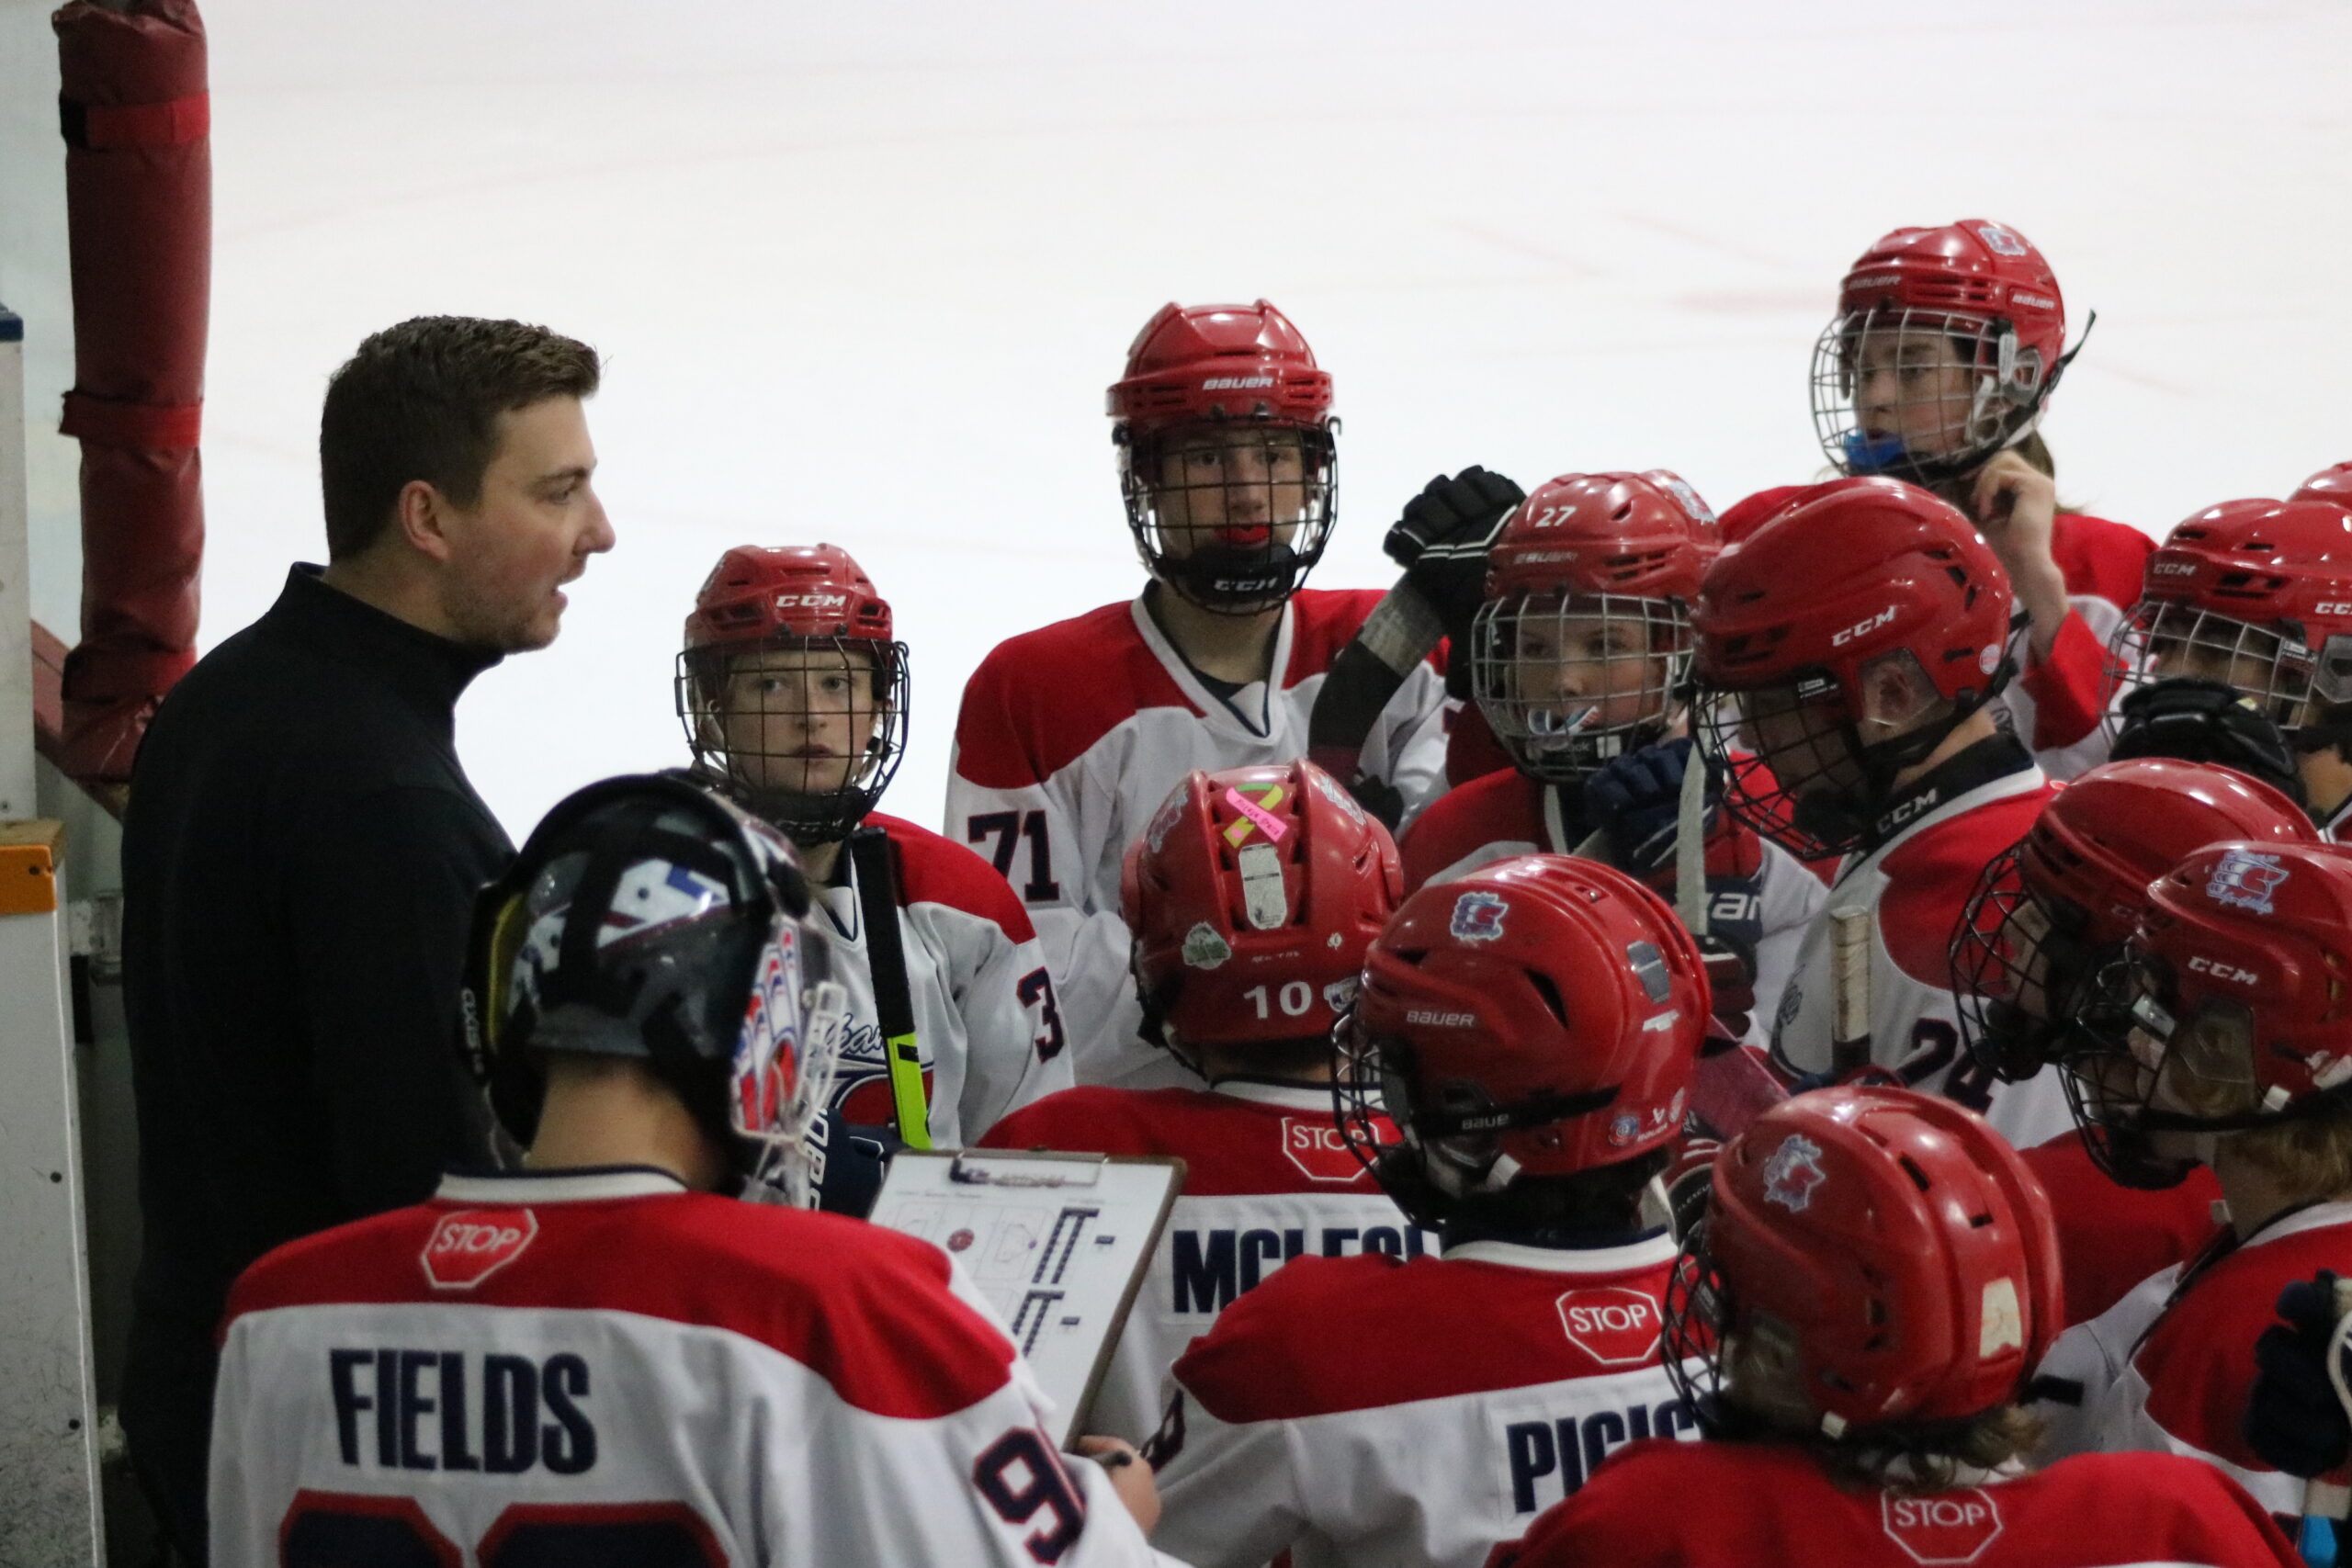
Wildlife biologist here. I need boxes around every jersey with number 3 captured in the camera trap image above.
[947,591,1449,1089]
[1768,742,2070,1149]
[209,1169,1177,1568]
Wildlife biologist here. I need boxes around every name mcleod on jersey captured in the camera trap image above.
[1170,1220,1439,1314]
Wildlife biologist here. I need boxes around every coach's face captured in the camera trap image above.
[436,397,615,651]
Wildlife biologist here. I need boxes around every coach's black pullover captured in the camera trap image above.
[119,564,511,1559]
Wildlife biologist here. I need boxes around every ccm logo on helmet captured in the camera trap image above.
[774,592,850,610]
[2151,560,2199,577]
[1830,605,1901,647]
[2187,954,2259,986]
[2316,604,2352,615]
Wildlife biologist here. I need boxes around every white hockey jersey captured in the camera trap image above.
[947,590,1449,1089]
[209,1168,1179,1567]
[978,1079,1437,1443]
[1768,738,2072,1149]
[814,813,1072,1146]
[2031,1199,2352,1519]
[1148,1234,1696,1568]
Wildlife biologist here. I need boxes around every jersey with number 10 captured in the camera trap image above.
[209,1168,1174,1568]
[947,590,1449,1089]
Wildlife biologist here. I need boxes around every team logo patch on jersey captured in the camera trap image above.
[1282,1116,1368,1183]
[421,1209,539,1291]
[1881,1488,2004,1564]
[1450,890,1510,942]
[1555,1286,1663,1366]
[2207,848,2290,914]
[1183,921,1233,969]
[1760,1134,1827,1213]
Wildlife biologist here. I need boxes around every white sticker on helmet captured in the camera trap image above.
[1979,1276,2025,1358]
[1238,841,1289,931]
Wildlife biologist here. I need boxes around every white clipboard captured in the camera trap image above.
[869,1150,1184,1446]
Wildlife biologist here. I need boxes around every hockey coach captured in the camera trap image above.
[119,316,612,1563]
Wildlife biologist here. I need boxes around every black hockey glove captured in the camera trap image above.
[1582,738,1720,876]
[811,1116,906,1219]
[2246,1270,2352,1480]
[2110,677,2308,809]
[1384,467,1525,697]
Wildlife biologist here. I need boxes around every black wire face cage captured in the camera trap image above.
[1120,423,1338,615]
[1950,845,2110,1084]
[1696,673,1874,862]
[1810,306,2045,488]
[1331,1006,1405,1177]
[2104,601,2346,745]
[673,637,911,846]
[2057,952,2251,1189]
[1661,1221,1734,1436]
[1473,592,1692,782]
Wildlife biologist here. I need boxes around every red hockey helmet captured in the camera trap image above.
[1665,1086,2063,1437]
[2065,840,2352,1176]
[1471,470,1722,782]
[1108,299,1338,615]
[674,544,910,844]
[1122,761,1401,1068]
[2294,462,2352,512]
[2108,499,2352,747]
[1811,220,2075,489]
[1334,854,1710,1225]
[1951,760,2313,1097]
[1691,478,2017,860]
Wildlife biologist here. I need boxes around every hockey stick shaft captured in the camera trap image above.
[1676,745,1709,941]
[1829,906,1872,1078]
[847,826,931,1150]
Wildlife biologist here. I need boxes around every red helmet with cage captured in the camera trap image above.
[2109,499,2352,746]
[2294,463,2352,512]
[1664,1086,2063,1438]
[1333,854,1710,1226]
[1811,220,2075,489]
[1471,470,1721,781]
[1690,478,2017,860]
[674,544,910,845]
[1951,760,2314,1098]
[1121,761,1401,1069]
[2065,840,2352,1173]
[1108,299,1339,615]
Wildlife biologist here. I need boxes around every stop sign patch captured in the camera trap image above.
[421,1209,539,1291]
[1881,1489,2004,1564]
[1281,1116,1366,1183]
[1555,1286,1663,1366]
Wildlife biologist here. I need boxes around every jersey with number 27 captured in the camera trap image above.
[209,1168,1176,1568]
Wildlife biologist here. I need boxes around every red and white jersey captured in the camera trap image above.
[2020,1133,2224,1328]
[209,1169,1175,1567]
[1768,739,2070,1149]
[1491,1437,2298,1568]
[978,1079,1435,1443]
[1398,765,1826,1040]
[948,591,1450,1089]
[1149,1235,1695,1568]
[2032,1199,2352,1517]
[816,813,1072,1145]
[1723,489,2150,781]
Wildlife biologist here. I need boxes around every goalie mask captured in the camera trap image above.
[2063,839,2352,1188]
[1811,220,2083,490]
[1949,761,2311,1185]
[676,544,910,846]
[1108,299,1337,615]
[2106,499,2352,757]
[1691,479,2017,861]
[1471,470,1720,782]
[461,774,847,1206]
[1664,1086,2062,1440]
[1333,854,1709,1230]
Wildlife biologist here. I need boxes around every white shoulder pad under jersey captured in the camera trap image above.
[1770,761,2073,1148]
[1151,1235,1696,1568]
[813,813,1072,1145]
[209,1170,1176,1568]
[979,1080,1437,1443]
[947,591,1448,1088]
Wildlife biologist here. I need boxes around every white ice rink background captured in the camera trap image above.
[76,2,2352,838]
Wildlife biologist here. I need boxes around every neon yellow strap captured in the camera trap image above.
[887,1032,931,1149]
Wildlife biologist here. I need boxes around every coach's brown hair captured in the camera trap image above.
[319,316,601,560]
